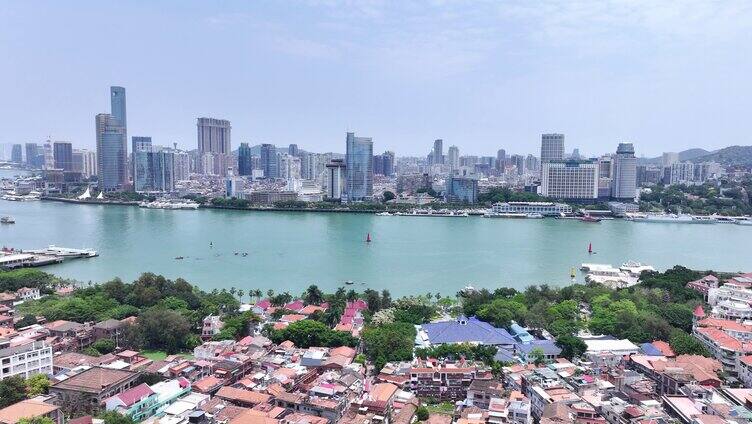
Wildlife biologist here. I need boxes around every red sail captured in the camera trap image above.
[588,243,592,253]
[366,233,372,243]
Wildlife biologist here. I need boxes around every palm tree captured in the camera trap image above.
[237,289,245,302]
[346,290,358,303]
[230,287,237,297]
[253,289,262,303]
[267,289,275,298]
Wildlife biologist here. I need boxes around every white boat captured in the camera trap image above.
[525,213,545,219]
[376,212,392,216]
[630,213,715,224]
[26,245,98,258]
[483,213,527,219]
[735,219,752,226]
[139,200,200,210]
[620,260,655,276]
[0,216,14,224]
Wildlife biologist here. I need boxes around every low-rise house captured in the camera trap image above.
[49,366,140,414]
[104,383,157,421]
[53,351,112,373]
[580,335,639,368]
[15,287,41,302]
[202,315,224,341]
[0,397,63,424]
[215,386,272,407]
[629,355,722,395]
[685,275,719,300]
[409,359,490,402]
[93,319,125,342]
[465,378,505,410]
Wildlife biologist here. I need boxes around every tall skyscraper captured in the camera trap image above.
[260,143,279,178]
[540,134,565,162]
[134,146,175,193]
[612,143,637,201]
[345,132,373,202]
[447,146,459,170]
[10,144,22,164]
[288,144,299,157]
[73,149,97,178]
[131,136,152,182]
[662,152,679,167]
[25,143,43,168]
[496,149,506,171]
[96,86,128,190]
[432,139,444,165]
[197,118,231,154]
[510,154,525,175]
[325,159,346,200]
[382,151,395,177]
[238,143,252,176]
[524,154,539,173]
[110,86,127,131]
[540,160,599,200]
[96,113,127,190]
[53,142,73,171]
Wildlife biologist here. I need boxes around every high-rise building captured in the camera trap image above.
[110,86,127,131]
[540,134,565,162]
[132,136,152,154]
[598,155,613,179]
[43,140,54,169]
[496,149,506,171]
[131,136,152,183]
[432,139,444,165]
[524,154,539,173]
[612,143,637,201]
[345,132,373,202]
[196,118,231,155]
[260,143,279,178]
[73,149,97,178]
[373,154,384,176]
[53,142,73,171]
[662,152,679,167]
[540,160,599,200]
[171,149,190,181]
[325,159,346,200]
[238,143,253,176]
[25,143,43,168]
[288,144,299,157]
[445,176,478,203]
[510,154,525,175]
[382,151,395,176]
[279,154,301,180]
[96,113,127,191]
[134,146,175,193]
[447,146,460,170]
[10,144,22,164]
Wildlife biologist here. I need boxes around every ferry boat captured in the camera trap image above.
[579,215,602,223]
[629,213,715,224]
[735,219,752,226]
[0,216,14,224]
[395,209,468,217]
[139,200,200,210]
[1,191,41,201]
[25,245,98,258]
[620,260,656,276]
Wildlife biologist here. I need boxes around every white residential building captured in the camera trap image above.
[0,341,53,380]
[540,161,599,200]
[708,283,752,320]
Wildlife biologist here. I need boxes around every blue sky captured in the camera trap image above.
[1,0,750,157]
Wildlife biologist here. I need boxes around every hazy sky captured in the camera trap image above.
[1,1,751,157]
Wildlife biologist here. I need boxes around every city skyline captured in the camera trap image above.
[2,1,751,156]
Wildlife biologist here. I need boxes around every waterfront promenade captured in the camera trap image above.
[1,198,749,295]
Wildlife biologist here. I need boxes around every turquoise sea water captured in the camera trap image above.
[0,186,749,296]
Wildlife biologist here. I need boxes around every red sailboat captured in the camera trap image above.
[366,233,372,243]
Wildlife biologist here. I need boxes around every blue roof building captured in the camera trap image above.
[639,342,663,356]
[418,316,515,347]
[509,322,535,343]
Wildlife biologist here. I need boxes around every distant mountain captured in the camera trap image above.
[639,148,711,165]
[690,145,752,167]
